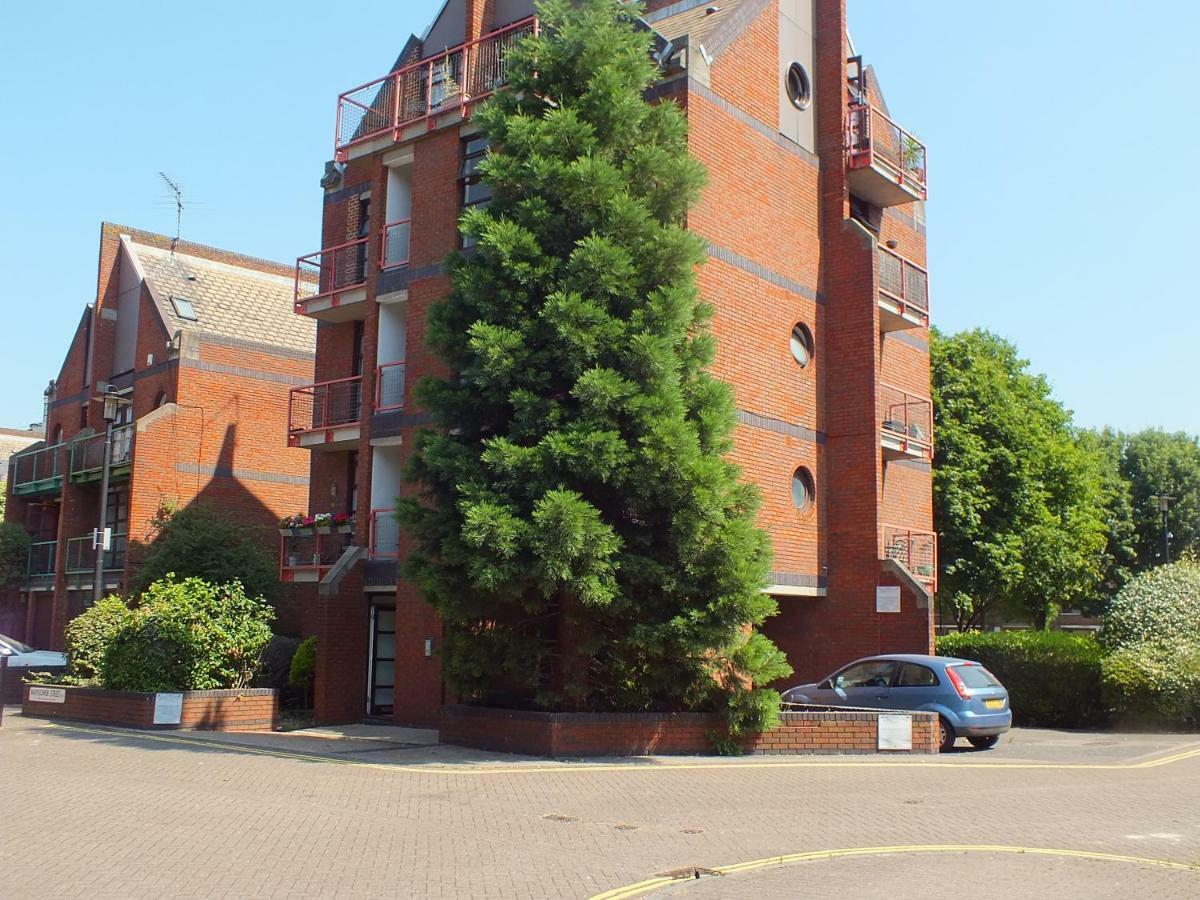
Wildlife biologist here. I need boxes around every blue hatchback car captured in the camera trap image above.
[780,653,1012,751]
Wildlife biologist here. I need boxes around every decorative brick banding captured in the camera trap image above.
[21,685,278,732]
[439,705,939,757]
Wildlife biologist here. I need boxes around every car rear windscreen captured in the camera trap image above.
[953,665,1001,688]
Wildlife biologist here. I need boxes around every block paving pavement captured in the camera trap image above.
[1,712,1199,898]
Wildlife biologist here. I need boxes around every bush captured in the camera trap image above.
[0,521,32,587]
[1102,641,1200,728]
[289,636,316,709]
[1101,559,1200,650]
[102,576,275,692]
[63,596,135,683]
[129,502,280,604]
[256,635,301,692]
[937,630,1106,727]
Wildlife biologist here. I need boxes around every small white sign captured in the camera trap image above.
[28,686,67,704]
[878,714,913,751]
[153,692,184,725]
[876,585,901,613]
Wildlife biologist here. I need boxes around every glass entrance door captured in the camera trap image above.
[368,606,395,717]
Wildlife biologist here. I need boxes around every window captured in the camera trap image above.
[790,323,814,367]
[170,295,197,321]
[834,660,895,689]
[786,62,812,110]
[460,137,492,248]
[155,391,169,408]
[355,197,371,282]
[951,664,1002,689]
[896,663,939,688]
[791,466,815,511]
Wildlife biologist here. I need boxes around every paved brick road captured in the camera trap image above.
[2,714,1198,899]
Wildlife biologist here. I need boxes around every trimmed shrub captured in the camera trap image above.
[0,521,32,587]
[102,576,275,692]
[1102,641,1200,728]
[289,636,316,709]
[937,630,1106,727]
[64,596,135,684]
[1101,559,1200,650]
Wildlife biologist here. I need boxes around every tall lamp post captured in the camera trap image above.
[1150,494,1174,566]
[93,388,131,603]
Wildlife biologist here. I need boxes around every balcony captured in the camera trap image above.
[880,384,932,461]
[334,17,538,160]
[882,525,937,591]
[288,376,363,450]
[846,102,927,207]
[280,531,350,583]
[10,443,64,497]
[369,508,399,560]
[375,361,406,412]
[877,245,929,331]
[64,532,127,589]
[294,238,370,322]
[380,219,411,272]
[25,540,57,590]
[69,426,133,485]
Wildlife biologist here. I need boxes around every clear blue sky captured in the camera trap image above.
[1,1,1195,435]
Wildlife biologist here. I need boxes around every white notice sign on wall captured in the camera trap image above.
[878,714,913,751]
[153,692,184,725]
[28,686,66,704]
[876,585,901,613]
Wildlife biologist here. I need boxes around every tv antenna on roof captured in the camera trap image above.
[159,171,184,252]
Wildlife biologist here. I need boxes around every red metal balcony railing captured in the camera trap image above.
[375,362,406,412]
[287,375,363,445]
[877,245,929,324]
[847,103,927,199]
[280,532,349,581]
[882,525,937,590]
[370,508,400,560]
[294,237,370,311]
[334,17,538,158]
[380,219,412,270]
[880,383,933,458]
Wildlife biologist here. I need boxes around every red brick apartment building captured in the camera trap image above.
[3,224,315,647]
[288,0,935,724]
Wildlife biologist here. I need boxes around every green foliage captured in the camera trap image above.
[932,329,1109,630]
[398,0,787,732]
[130,502,279,603]
[1101,559,1200,650]
[257,635,301,692]
[1101,640,1200,727]
[1075,428,1138,610]
[63,596,135,684]
[937,630,1106,727]
[289,636,317,691]
[0,520,32,587]
[102,576,274,692]
[1118,430,1200,568]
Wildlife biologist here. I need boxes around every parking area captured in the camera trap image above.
[2,711,1199,898]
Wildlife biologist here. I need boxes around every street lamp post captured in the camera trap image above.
[1150,494,1174,566]
[92,388,129,603]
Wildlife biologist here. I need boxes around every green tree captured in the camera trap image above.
[0,520,31,587]
[932,329,1108,630]
[399,0,789,735]
[1119,429,1200,568]
[130,502,279,603]
[1076,427,1138,609]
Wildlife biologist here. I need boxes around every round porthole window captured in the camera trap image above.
[786,62,812,110]
[790,323,814,367]
[791,466,815,511]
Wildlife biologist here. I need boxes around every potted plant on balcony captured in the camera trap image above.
[333,512,354,535]
[278,515,308,537]
[313,513,334,535]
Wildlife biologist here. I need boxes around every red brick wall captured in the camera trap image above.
[22,685,279,732]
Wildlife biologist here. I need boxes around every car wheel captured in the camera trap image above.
[968,735,999,750]
[938,717,956,752]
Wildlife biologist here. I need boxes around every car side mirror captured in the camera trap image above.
[821,679,834,690]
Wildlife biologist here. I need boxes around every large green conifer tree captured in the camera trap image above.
[400,0,789,733]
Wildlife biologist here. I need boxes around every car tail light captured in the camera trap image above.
[945,665,972,700]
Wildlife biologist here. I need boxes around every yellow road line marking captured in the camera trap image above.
[37,722,1200,776]
[590,844,1200,899]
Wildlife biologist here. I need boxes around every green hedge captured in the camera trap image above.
[937,630,1106,728]
[1101,641,1200,728]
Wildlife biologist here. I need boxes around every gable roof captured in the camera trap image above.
[647,0,768,60]
[121,233,316,358]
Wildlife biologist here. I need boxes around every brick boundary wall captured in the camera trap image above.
[3,666,67,705]
[439,705,939,757]
[21,685,278,732]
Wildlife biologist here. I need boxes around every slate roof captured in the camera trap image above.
[128,238,316,357]
[647,0,757,56]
